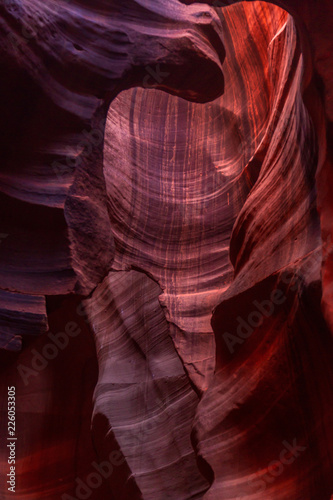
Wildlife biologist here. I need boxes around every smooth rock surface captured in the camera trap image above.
[0,0,333,499]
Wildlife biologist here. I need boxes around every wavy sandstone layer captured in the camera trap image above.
[0,0,333,499]
[0,0,225,347]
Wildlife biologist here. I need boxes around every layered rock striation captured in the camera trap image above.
[0,0,333,499]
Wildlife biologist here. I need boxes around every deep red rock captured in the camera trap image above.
[0,1,332,499]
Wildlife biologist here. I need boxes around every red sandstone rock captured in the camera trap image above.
[0,1,332,499]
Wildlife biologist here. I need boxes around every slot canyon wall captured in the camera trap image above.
[0,1,332,499]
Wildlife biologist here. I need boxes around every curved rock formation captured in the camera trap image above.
[1,0,333,499]
[0,0,225,347]
[102,3,291,393]
[85,271,209,499]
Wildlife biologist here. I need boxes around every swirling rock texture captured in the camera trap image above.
[0,0,333,499]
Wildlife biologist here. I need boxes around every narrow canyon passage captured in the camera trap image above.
[0,1,332,499]
[84,2,332,499]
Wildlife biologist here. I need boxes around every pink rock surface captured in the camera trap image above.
[0,1,332,499]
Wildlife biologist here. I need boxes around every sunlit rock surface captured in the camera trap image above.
[0,0,332,499]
